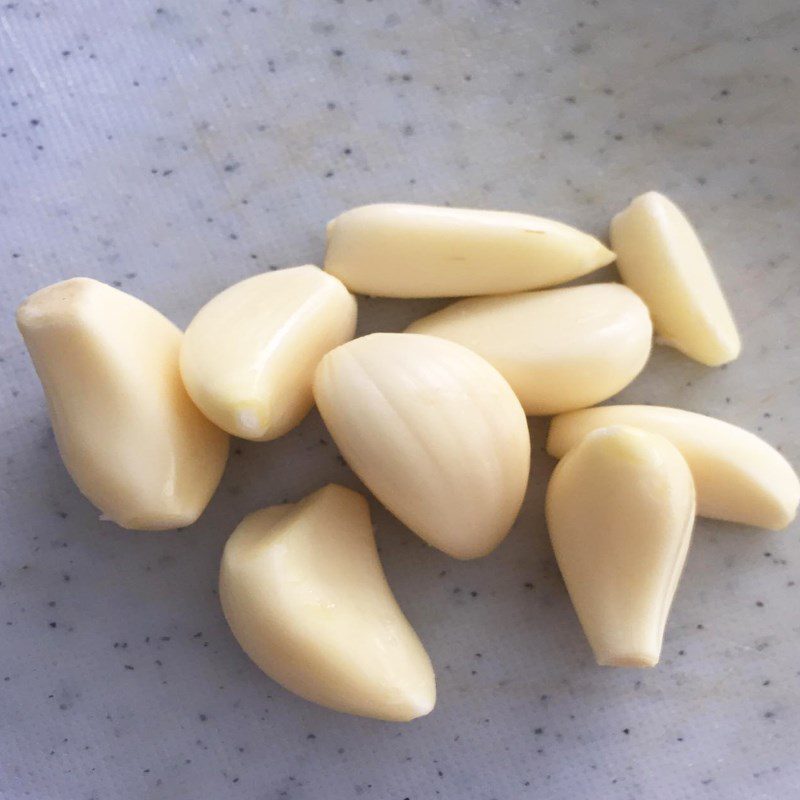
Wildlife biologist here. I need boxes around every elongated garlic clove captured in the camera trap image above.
[546,425,695,667]
[16,278,229,530]
[313,333,530,559]
[219,484,436,721]
[610,191,741,366]
[407,283,652,415]
[180,266,357,440]
[548,405,800,530]
[324,203,615,297]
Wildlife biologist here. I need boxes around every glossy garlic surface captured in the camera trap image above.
[325,203,615,297]
[546,425,695,667]
[408,283,652,415]
[548,405,799,530]
[313,333,531,559]
[180,265,357,440]
[611,191,740,366]
[17,278,229,529]
[219,484,436,721]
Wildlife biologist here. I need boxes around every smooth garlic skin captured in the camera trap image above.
[548,405,800,530]
[219,484,436,722]
[324,203,615,297]
[313,333,530,559]
[16,278,229,530]
[180,266,357,441]
[610,191,741,366]
[407,283,652,415]
[546,425,695,668]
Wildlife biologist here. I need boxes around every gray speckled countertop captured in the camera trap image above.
[1,1,799,798]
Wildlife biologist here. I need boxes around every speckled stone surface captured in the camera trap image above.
[1,1,799,798]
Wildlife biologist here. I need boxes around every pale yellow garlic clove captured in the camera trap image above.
[16,278,229,530]
[180,266,357,441]
[546,425,695,667]
[313,333,530,559]
[548,405,800,531]
[407,283,652,415]
[219,484,436,721]
[324,203,615,297]
[610,191,740,366]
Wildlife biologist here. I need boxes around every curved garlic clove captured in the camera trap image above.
[16,278,229,530]
[610,191,740,366]
[407,283,652,415]
[325,203,615,297]
[313,333,530,559]
[546,425,695,667]
[219,484,436,721]
[548,405,800,531]
[180,266,357,441]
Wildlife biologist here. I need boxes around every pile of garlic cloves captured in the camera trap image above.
[17,193,799,721]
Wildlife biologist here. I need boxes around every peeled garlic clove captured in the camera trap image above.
[180,265,357,440]
[313,333,530,559]
[610,191,740,366]
[546,425,695,667]
[219,484,436,721]
[16,278,229,530]
[324,203,615,297]
[548,405,800,530]
[407,283,652,415]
